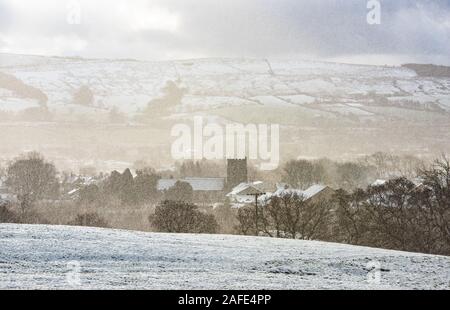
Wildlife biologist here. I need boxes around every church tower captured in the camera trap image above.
[226,158,248,191]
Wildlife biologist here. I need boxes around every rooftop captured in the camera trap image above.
[158,177,225,192]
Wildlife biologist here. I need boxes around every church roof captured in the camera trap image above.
[157,178,225,192]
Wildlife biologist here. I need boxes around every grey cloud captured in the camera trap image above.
[0,1,12,29]
[0,0,449,64]
[133,0,450,61]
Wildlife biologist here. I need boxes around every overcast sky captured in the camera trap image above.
[0,0,449,65]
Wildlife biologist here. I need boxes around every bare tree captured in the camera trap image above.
[238,193,333,240]
[365,178,418,250]
[362,177,444,254]
[283,160,326,189]
[6,152,59,214]
[150,200,218,234]
[297,198,333,241]
[262,197,283,237]
[236,206,256,235]
[334,189,369,245]
[276,194,304,239]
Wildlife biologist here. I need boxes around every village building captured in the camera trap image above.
[301,184,336,204]
[226,181,273,208]
[156,157,337,208]
[157,177,226,203]
[157,158,251,204]
[62,175,103,200]
[227,182,336,208]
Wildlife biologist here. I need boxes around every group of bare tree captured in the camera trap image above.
[237,194,333,240]
[4,152,59,215]
[149,200,218,234]
[1,151,449,256]
[73,167,161,208]
[333,172,449,255]
[360,158,450,255]
[237,158,450,256]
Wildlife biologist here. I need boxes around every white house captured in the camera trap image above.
[228,183,335,208]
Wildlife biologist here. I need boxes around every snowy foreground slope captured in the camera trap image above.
[0,224,449,290]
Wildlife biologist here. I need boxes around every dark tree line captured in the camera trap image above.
[1,152,449,256]
[77,168,161,207]
[237,158,450,256]
[282,153,425,191]
[333,169,450,255]
[237,194,333,240]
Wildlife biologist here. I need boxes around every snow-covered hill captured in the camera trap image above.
[1,53,449,117]
[1,53,450,172]
[0,224,449,290]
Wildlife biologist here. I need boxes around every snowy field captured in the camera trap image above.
[0,224,449,290]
